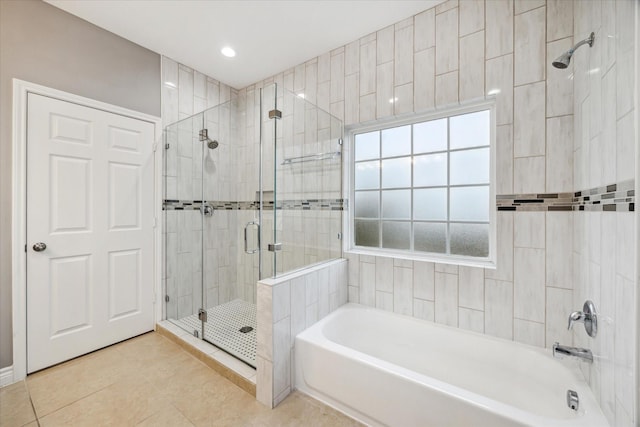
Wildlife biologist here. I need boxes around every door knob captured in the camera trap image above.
[32,242,47,252]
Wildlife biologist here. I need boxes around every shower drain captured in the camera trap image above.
[239,326,253,333]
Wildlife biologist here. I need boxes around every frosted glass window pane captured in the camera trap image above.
[382,157,411,188]
[355,191,379,218]
[382,190,411,219]
[355,131,380,161]
[414,153,448,187]
[450,186,490,222]
[381,125,411,157]
[355,220,380,247]
[355,160,380,190]
[450,110,490,149]
[414,188,447,220]
[450,223,489,257]
[414,119,447,153]
[450,148,490,185]
[414,223,447,253]
[382,222,411,250]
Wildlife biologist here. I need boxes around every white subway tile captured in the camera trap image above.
[360,41,376,95]
[375,257,394,293]
[359,260,376,306]
[547,0,573,42]
[514,212,545,249]
[546,212,572,289]
[330,52,345,103]
[485,279,513,339]
[344,73,360,125]
[514,81,545,157]
[435,71,458,106]
[413,299,435,321]
[393,267,413,315]
[514,318,545,347]
[414,261,435,300]
[376,291,394,312]
[496,125,514,194]
[414,8,435,52]
[377,26,394,65]
[546,38,574,118]
[616,112,634,183]
[459,31,485,101]
[395,25,414,86]
[514,248,545,323]
[459,308,485,333]
[486,0,514,59]
[545,287,573,348]
[414,47,435,111]
[514,156,545,194]
[435,8,458,75]
[514,7,545,86]
[376,61,394,118]
[546,116,574,193]
[514,0,544,15]
[458,266,484,310]
[272,281,291,323]
[459,0,484,36]
[345,40,359,76]
[435,272,458,327]
[394,83,414,115]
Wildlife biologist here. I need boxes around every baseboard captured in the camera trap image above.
[0,366,14,387]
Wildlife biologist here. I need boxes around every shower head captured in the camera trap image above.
[552,32,595,69]
[199,128,219,150]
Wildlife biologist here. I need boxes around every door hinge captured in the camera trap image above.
[268,109,282,120]
[198,308,207,322]
[267,242,282,252]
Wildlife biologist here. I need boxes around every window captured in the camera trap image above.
[349,104,495,264]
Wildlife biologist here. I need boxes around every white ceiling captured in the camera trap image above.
[45,0,443,89]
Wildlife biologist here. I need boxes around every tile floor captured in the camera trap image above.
[0,332,361,427]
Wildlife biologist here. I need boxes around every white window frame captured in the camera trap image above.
[344,100,497,268]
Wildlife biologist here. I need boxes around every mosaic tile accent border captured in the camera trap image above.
[497,180,635,212]
[163,199,346,211]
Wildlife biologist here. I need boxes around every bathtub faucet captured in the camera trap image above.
[552,342,593,363]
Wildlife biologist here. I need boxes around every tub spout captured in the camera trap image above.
[552,342,593,363]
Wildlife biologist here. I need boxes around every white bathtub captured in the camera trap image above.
[295,304,609,427]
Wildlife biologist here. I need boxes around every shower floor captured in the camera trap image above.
[175,299,257,368]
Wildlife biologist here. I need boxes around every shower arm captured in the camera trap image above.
[570,32,595,54]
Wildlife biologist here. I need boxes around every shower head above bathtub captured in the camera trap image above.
[199,128,219,150]
[552,32,595,69]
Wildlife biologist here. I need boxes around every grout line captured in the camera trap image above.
[24,381,41,427]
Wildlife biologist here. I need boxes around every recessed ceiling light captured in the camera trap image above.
[221,46,236,58]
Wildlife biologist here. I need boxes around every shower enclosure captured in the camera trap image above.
[163,84,343,367]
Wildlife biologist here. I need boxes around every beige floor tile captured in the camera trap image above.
[0,381,37,427]
[15,332,359,426]
[136,405,195,427]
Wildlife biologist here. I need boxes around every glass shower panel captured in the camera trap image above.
[163,112,205,335]
[274,86,343,275]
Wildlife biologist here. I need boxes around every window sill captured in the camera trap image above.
[345,247,497,270]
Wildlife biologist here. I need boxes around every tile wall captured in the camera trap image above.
[572,1,637,426]
[256,259,348,408]
[249,0,577,348]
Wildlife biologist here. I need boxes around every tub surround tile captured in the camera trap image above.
[514,81,545,157]
[458,308,484,334]
[486,0,514,59]
[545,212,572,289]
[486,54,514,126]
[413,299,435,321]
[459,31,485,101]
[514,211,545,249]
[458,266,484,310]
[414,9,435,51]
[435,70,458,106]
[545,287,573,348]
[459,0,484,37]
[546,0,573,42]
[393,266,413,315]
[435,8,458,75]
[376,291,394,312]
[514,248,545,323]
[394,25,413,86]
[513,318,545,347]
[514,6,545,86]
[514,0,544,15]
[414,48,435,111]
[546,116,574,193]
[435,273,458,327]
[413,261,435,300]
[375,257,394,293]
[485,279,514,340]
[546,38,574,118]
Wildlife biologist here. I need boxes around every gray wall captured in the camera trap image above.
[0,0,161,369]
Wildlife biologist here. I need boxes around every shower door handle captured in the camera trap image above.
[244,221,260,254]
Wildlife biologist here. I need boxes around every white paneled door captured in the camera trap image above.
[26,93,155,373]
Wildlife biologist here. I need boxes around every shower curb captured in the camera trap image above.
[156,324,257,397]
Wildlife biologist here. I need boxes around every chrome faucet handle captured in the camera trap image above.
[567,300,597,338]
[567,311,584,330]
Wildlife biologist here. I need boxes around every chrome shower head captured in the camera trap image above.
[552,32,595,69]
[199,128,219,150]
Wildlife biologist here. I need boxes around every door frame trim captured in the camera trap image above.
[11,79,162,381]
